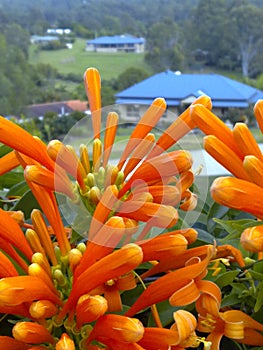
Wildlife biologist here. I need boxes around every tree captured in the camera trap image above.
[186,0,235,69]
[230,2,263,77]
[145,19,185,71]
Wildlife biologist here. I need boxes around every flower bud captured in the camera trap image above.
[56,333,75,350]
[76,294,108,329]
[29,300,58,319]
[13,322,55,344]
[68,248,82,272]
[240,226,263,253]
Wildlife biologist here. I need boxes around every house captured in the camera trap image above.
[86,34,145,53]
[115,71,263,123]
[30,35,60,45]
[25,100,88,119]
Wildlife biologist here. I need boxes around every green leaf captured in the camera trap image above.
[195,228,215,244]
[255,281,263,313]
[213,270,239,289]
[13,190,41,219]
[0,172,24,189]
[6,181,29,197]
[207,202,230,232]
[214,218,263,243]
[0,144,12,157]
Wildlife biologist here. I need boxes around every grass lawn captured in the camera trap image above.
[29,38,152,80]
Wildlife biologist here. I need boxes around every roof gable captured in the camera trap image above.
[115,71,263,107]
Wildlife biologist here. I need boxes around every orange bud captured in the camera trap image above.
[68,248,82,272]
[29,300,58,319]
[241,226,263,253]
[87,314,144,344]
[76,294,108,328]
[12,322,55,344]
[6,211,24,226]
[56,333,75,350]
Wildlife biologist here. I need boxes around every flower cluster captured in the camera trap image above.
[0,68,262,350]
[191,101,263,259]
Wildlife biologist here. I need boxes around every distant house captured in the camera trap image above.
[86,34,145,53]
[115,71,263,122]
[30,35,60,45]
[25,100,88,119]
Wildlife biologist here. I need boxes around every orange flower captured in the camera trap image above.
[125,245,215,317]
[198,310,263,350]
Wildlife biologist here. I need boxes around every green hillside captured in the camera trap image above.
[29,38,152,81]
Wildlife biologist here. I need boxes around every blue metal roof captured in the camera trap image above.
[87,35,145,45]
[115,71,263,108]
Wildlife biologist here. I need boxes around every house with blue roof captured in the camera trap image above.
[86,34,145,53]
[115,71,263,122]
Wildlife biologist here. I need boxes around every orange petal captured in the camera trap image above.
[26,182,70,256]
[0,336,30,350]
[31,209,58,266]
[0,150,20,175]
[123,133,156,178]
[0,116,54,171]
[138,327,179,349]
[243,155,263,187]
[0,250,19,277]
[12,321,55,344]
[179,190,198,211]
[84,68,101,139]
[89,185,119,237]
[103,112,119,167]
[203,135,250,180]
[149,95,212,158]
[60,244,143,317]
[211,177,263,219]
[191,104,243,158]
[133,185,180,206]
[75,216,126,278]
[0,237,28,274]
[223,310,263,332]
[0,208,33,261]
[117,98,166,169]
[237,328,263,346]
[86,314,144,344]
[0,275,62,307]
[169,279,200,306]
[254,99,263,135]
[56,333,75,350]
[172,310,197,345]
[233,122,263,159]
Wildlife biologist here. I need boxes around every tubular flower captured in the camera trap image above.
[197,310,263,350]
